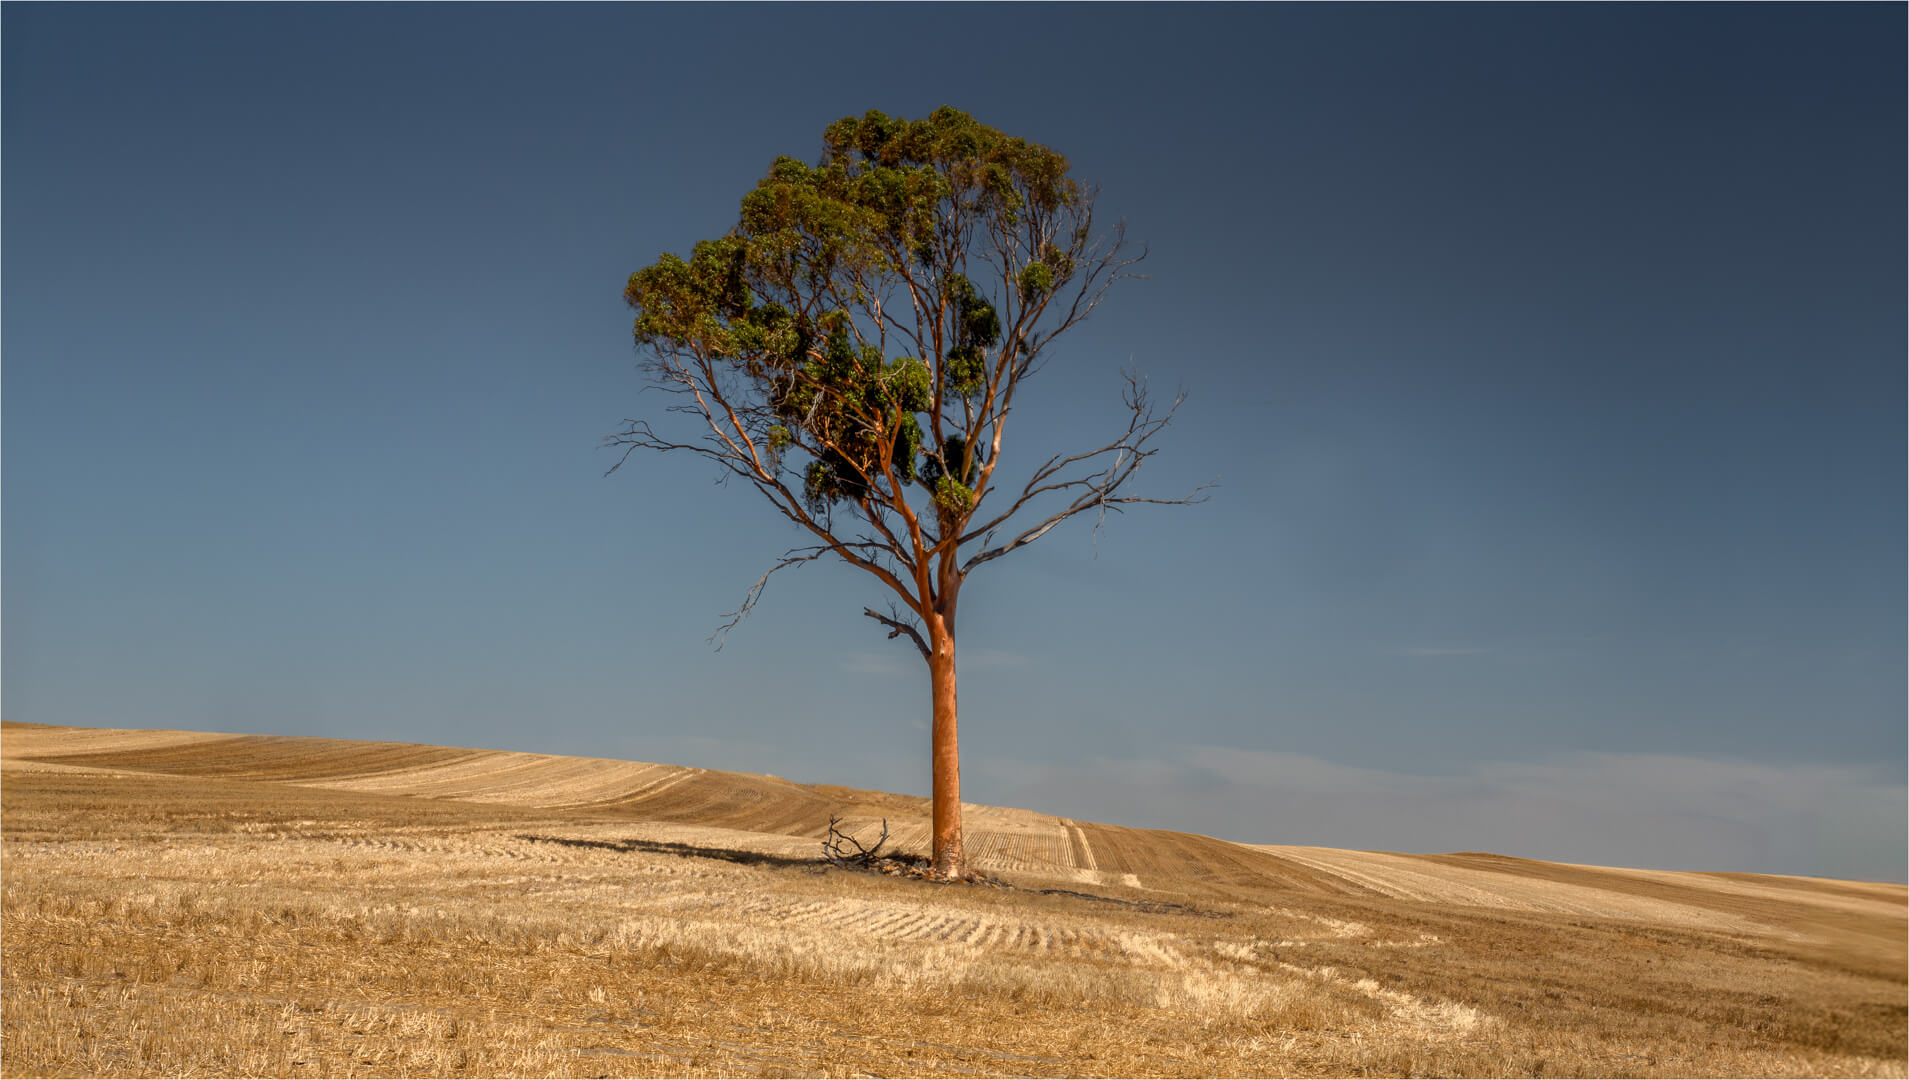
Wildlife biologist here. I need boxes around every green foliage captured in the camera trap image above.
[881,356,932,413]
[803,459,844,511]
[944,274,998,396]
[933,474,975,516]
[625,236,751,355]
[1017,261,1053,304]
[818,106,1080,220]
[625,106,1086,525]
[919,435,981,493]
[891,412,922,486]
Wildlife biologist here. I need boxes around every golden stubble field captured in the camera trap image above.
[1,721,1903,1078]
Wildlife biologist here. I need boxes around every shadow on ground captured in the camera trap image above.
[515,834,818,870]
[514,834,1231,918]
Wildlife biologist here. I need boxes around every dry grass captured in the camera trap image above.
[2,722,1903,1078]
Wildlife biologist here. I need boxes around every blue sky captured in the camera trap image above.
[5,5,1902,881]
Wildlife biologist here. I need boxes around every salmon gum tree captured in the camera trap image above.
[612,107,1205,880]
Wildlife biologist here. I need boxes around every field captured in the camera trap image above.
[2,721,1903,1078]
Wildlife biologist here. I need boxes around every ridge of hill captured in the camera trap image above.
[4,720,1899,929]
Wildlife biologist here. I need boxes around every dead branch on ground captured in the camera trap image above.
[821,816,890,868]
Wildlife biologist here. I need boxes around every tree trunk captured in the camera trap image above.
[927,630,963,879]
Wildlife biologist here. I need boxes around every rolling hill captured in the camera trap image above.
[3,720,1902,1078]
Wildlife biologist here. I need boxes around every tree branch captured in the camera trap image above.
[710,542,899,649]
[960,371,1211,573]
[862,605,931,660]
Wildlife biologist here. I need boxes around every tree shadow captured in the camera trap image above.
[514,833,818,870]
[514,833,1232,918]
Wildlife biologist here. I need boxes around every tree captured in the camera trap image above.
[611,107,1205,880]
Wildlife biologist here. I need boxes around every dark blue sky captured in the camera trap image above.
[5,4,1902,880]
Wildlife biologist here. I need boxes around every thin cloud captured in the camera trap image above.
[960,648,1033,671]
[1404,647,1494,657]
[839,651,907,675]
[973,747,1907,883]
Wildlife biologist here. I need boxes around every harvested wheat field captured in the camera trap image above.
[1,722,1902,1078]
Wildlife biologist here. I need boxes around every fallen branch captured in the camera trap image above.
[818,814,1007,886]
[821,815,890,868]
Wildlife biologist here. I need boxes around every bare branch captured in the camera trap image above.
[960,372,1211,574]
[710,547,825,649]
[821,816,890,867]
[863,605,931,660]
[709,540,906,650]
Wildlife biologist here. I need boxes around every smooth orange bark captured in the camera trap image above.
[927,629,963,877]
